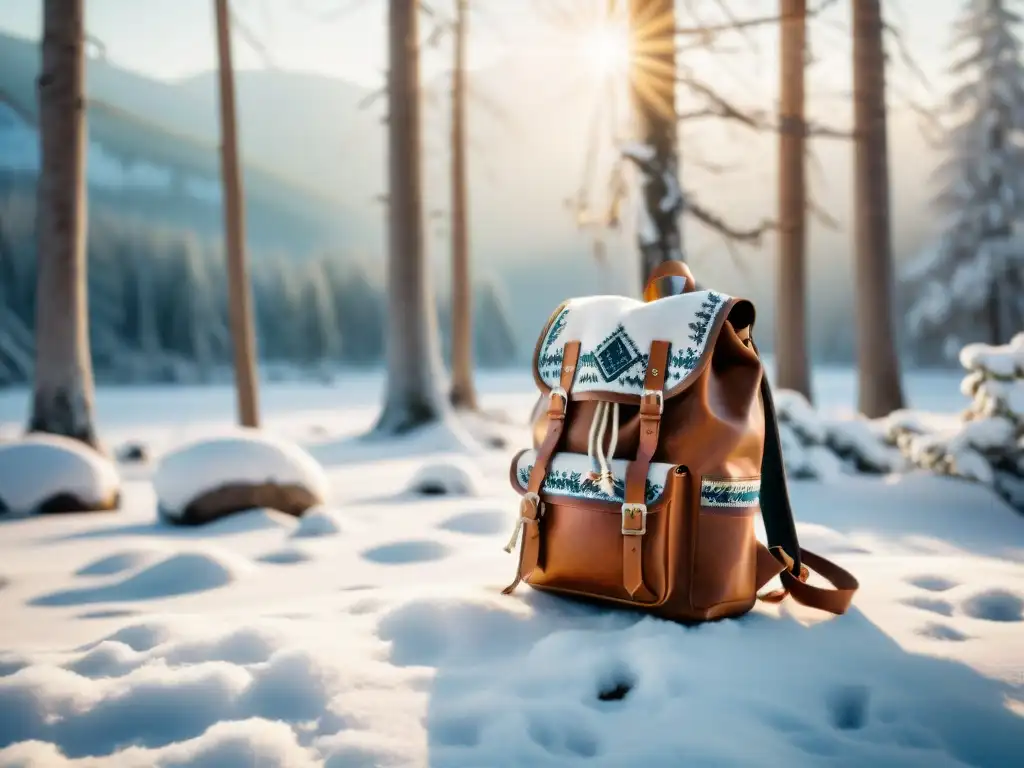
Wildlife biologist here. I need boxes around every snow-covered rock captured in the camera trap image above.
[0,434,121,515]
[406,457,483,496]
[153,431,329,526]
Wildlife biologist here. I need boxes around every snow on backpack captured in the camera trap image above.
[502,261,859,621]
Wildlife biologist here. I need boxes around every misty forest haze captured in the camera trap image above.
[0,1,948,372]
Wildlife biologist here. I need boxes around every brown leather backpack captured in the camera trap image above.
[502,262,859,622]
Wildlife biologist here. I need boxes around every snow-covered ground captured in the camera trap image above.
[0,368,1022,767]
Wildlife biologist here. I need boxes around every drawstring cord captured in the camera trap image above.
[585,401,620,497]
[588,402,607,479]
[597,402,620,496]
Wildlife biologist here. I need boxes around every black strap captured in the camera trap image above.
[758,374,803,577]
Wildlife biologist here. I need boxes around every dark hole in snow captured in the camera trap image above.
[117,442,149,463]
[416,483,449,496]
[828,685,870,730]
[487,435,507,449]
[597,679,634,702]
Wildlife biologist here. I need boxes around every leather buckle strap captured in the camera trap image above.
[754,543,859,615]
[502,342,581,595]
[621,503,647,536]
[621,340,670,602]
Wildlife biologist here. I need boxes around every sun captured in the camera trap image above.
[581,24,631,77]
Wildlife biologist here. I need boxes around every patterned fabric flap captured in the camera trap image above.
[533,290,734,397]
[513,450,676,506]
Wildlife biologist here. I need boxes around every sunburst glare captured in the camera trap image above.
[580,23,631,77]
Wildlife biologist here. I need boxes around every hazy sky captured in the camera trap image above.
[0,0,961,96]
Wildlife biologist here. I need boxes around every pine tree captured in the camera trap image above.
[473,280,517,368]
[905,0,1024,355]
[298,258,342,366]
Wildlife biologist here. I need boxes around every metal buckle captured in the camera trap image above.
[621,503,647,536]
[549,386,567,407]
[641,389,663,416]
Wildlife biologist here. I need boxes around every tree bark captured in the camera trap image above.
[373,0,449,434]
[776,0,812,400]
[851,0,905,417]
[214,0,260,428]
[627,0,685,288]
[448,0,477,411]
[28,0,100,449]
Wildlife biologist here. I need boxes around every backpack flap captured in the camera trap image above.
[533,290,748,402]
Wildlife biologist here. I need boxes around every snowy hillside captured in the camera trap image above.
[0,370,1022,766]
[0,102,220,201]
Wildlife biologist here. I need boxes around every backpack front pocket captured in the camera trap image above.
[689,476,759,611]
[508,450,678,606]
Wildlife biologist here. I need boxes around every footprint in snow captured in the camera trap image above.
[826,684,871,731]
[361,540,452,565]
[905,574,959,593]
[77,609,141,620]
[960,588,1024,623]
[900,595,955,617]
[916,622,970,642]
[437,510,507,536]
[257,547,312,565]
[527,714,599,759]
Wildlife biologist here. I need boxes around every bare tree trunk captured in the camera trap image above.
[851,0,905,417]
[626,0,685,287]
[373,0,448,434]
[448,0,477,411]
[28,0,100,449]
[776,0,812,400]
[214,0,260,428]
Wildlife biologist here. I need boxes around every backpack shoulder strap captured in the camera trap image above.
[756,372,860,615]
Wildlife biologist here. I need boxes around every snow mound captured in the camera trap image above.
[896,336,1024,510]
[153,430,329,526]
[0,434,120,516]
[406,457,483,496]
[30,550,251,606]
[75,548,165,577]
[291,506,343,539]
[774,391,906,479]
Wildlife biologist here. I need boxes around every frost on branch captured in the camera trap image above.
[893,333,1024,511]
[620,141,685,260]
